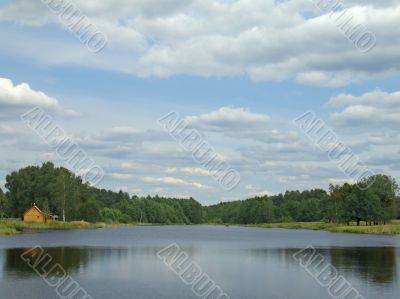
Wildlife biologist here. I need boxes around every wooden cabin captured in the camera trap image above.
[23,203,58,223]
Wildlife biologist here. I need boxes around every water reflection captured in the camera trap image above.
[1,246,397,286]
[248,247,398,286]
[0,244,398,299]
[329,247,397,285]
[1,248,89,277]
[0,247,128,278]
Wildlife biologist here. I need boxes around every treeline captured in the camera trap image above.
[1,163,202,224]
[204,189,329,224]
[205,176,399,225]
[0,163,399,225]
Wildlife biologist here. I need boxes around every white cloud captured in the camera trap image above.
[244,184,255,190]
[110,173,135,180]
[187,106,270,131]
[329,90,400,129]
[165,167,177,174]
[0,0,53,26]
[120,162,142,169]
[278,174,311,184]
[226,129,299,144]
[181,167,213,176]
[296,71,364,88]
[1,1,399,86]
[96,127,167,142]
[0,124,20,136]
[329,90,400,108]
[166,167,214,177]
[143,176,209,189]
[0,77,78,116]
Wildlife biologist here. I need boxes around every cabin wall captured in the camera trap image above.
[23,208,46,223]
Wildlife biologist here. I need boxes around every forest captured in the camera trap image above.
[0,163,398,225]
[205,177,400,225]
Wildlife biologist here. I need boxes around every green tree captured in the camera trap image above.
[360,175,398,224]
[0,188,9,218]
[78,199,101,222]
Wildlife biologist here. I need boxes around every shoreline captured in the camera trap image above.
[243,221,400,235]
[0,219,139,236]
[2,220,400,236]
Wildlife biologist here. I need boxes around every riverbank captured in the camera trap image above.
[245,220,400,235]
[2,219,400,236]
[0,219,132,236]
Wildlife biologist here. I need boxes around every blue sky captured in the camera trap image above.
[0,0,399,204]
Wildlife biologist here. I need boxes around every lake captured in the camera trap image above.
[0,225,399,299]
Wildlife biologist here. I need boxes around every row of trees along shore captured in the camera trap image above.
[0,163,399,225]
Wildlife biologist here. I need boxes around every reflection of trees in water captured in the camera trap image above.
[1,247,128,278]
[2,245,396,286]
[329,247,397,285]
[1,248,90,278]
[129,246,197,257]
[249,247,397,286]
[1,246,190,279]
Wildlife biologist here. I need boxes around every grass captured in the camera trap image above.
[327,221,400,235]
[245,220,400,235]
[0,227,19,235]
[2,219,400,236]
[0,219,132,236]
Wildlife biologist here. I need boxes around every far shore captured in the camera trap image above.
[1,219,400,236]
[243,221,400,235]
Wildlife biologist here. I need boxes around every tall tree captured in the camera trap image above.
[0,188,8,218]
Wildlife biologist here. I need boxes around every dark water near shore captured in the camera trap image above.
[0,225,399,299]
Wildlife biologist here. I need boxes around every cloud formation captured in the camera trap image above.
[0,77,77,117]
[330,90,400,129]
[143,176,209,190]
[187,106,270,131]
[1,1,400,86]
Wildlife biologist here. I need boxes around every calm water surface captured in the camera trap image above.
[0,225,399,299]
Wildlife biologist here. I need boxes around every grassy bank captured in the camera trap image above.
[0,219,129,236]
[245,220,400,235]
[3,219,400,236]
